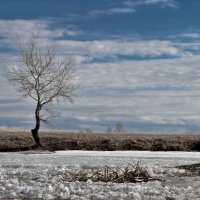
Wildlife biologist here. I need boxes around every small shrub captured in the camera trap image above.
[151,139,165,151]
[190,141,200,151]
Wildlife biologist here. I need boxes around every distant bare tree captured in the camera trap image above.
[9,35,78,147]
[85,128,93,134]
[114,122,124,133]
[106,127,112,134]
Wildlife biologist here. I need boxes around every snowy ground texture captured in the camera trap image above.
[0,151,200,200]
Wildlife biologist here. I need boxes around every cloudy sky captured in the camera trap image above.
[1,0,200,133]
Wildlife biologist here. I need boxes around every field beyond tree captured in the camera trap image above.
[0,131,200,152]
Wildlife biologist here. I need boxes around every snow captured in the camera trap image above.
[0,151,200,199]
[55,150,200,158]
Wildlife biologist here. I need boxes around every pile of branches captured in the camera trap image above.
[63,162,162,183]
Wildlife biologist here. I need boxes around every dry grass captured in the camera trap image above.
[177,163,200,176]
[0,131,200,152]
[63,162,162,183]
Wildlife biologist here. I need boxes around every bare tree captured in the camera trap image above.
[114,122,124,133]
[84,128,93,134]
[9,35,78,147]
[106,127,112,134]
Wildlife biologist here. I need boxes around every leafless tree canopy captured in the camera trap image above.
[9,35,79,146]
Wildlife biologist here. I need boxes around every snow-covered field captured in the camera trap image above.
[0,151,200,200]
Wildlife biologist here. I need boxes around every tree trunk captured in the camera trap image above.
[31,119,41,147]
[31,103,42,147]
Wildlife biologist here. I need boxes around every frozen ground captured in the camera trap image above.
[0,151,200,199]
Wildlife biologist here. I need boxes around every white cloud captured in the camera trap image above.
[124,0,178,9]
[181,33,200,39]
[88,0,177,18]
[70,55,93,64]
[0,20,198,60]
[0,20,61,38]
[0,19,83,42]
[144,0,178,8]
[68,54,200,130]
[108,7,135,14]
[2,50,200,131]
[90,0,178,19]
[55,39,181,58]
[89,7,135,17]
[178,42,200,52]
[78,54,200,90]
